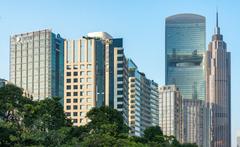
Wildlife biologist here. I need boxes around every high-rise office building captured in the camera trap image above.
[206,13,231,147]
[165,14,207,146]
[128,59,159,136]
[159,85,183,142]
[165,14,206,100]
[10,29,64,101]
[64,32,128,126]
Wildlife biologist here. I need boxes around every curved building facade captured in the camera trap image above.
[165,14,206,100]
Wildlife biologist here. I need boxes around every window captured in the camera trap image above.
[80,119,83,123]
[66,79,71,83]
[73,65,78,69]
[67,85,71,90]
[66,112,71,116]
[80,78,84,82]
[87,64,92,69]
[87,78,92,82]
[66,92,71,96]
[117,71,123,74]
[73,112,78,116]
[74,78,78,83]
[73,92,78,96]
[73,98,78,103]
[117,50,123,54]
[87,105,92,110]
[117,57,123,61]
[80,112,85,117]
[73,119,77,123]
[66,65,71,69]
[80,71,84,76]
[87,98,93,103]
[80,65,84,69]
[117,91,123,95]
[66,99,71,103]
[67,72,71,76]
[80,91,84,96]
[80,98,85,103]
[117,77,123,81]
[117,84,123,88]
[87,91,92,96]
[117,97,123,102]
[80,105,86,110]
[80,85,84,89]
[117,64,123,68]
[66,105,71,110]
[87,84,92,89]
[87,71,92,76]
[73,85,78,89]
[74,72,78,76]
[73,105,78,110]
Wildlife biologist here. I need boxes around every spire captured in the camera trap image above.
[215,9,220,34]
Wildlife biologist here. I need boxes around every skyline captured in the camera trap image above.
[0,0,239,146]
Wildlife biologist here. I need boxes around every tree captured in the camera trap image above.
[86,106,129,137]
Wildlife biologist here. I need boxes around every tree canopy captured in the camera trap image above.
[0,84,198,147]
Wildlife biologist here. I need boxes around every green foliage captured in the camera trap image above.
[0,84,198,147]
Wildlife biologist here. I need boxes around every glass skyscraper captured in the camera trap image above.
[165,14,206,100]
[10,29,64,101]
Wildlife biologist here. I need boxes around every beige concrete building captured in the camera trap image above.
[159,85,183,143]
[64,32,128,126]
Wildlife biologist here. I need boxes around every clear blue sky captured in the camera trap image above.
[0,0,239,146]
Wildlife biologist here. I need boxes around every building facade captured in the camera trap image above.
[0,78,7,88]
[159,85,183,142]
[165,14,208,146]
[128,59,159,136]
[10,29,64,101]
[182,99,208,147]
[64,32,128,126]
[237,135,240,147]
[206,13,231,147]
[165,14,206,100]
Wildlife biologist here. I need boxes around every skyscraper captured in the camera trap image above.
[128,59,159,136]
[159,85,183,142]
[10,29,64,101]
[165,14,207,146]
[165,14,206,100]
[64,32,129,126]
[206,12,231,147]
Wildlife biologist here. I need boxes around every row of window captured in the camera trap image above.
[66,84,93,90]
[66,98,93,103]
[66,64,92,70]
[66,78,93,83]
[66,91,93,96]
[66,71,92,76]
[65,112,86,117]
[66,105,93,110]
[65,84,92,89]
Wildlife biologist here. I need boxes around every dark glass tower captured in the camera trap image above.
[165,14,206,100]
